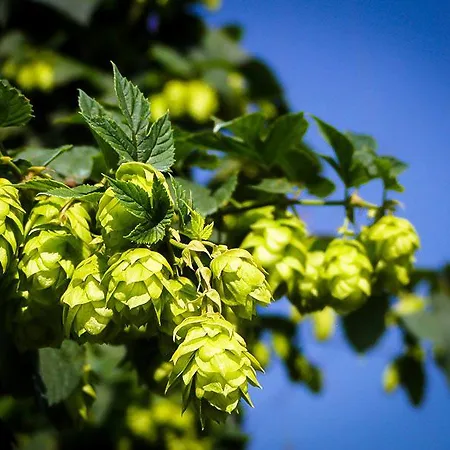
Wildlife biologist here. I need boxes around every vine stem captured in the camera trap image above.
[0,146,23,179]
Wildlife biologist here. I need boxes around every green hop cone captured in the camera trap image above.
[361,215,420,291]
[19,227,85,307]
[25,196,93,246]
[167,313,262,422]
[0,179,25,276]
[323,239,373,314]
[241,215,308,296]
[104,248,172,327]
[97,162,170,252]
[161,277,203,336]
[210,248,272,319]
[293,250,329,313]
[62,253,117,343]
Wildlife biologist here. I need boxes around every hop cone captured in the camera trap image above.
[294,250,328,313]
[311,307,336,341]
[25,196,92,245]
[0,179,24,276]
[62,254,117,342]
[104,248,172,327]
[167,313,262,420]
[97,162,170,251]
[210,248,272,319]
[19,227,85,307]
[241,216,308,295]
[323,239,373,314]
[161,277,202,335]
[361,216,420,290]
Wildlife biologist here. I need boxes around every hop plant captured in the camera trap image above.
[18,227,85,307]
[161,277,202,335]
[241,215,308,295]
[104,248,173,327]
[323,239,373,314]
[311,307,336,342]
[185,80,219,123]
[167,313,262,422]
[62,254,116,343]
[361,215,420,291]
[25,195,92,245]
[0,179,24,276]
[294,250,328,313]
[210,248,272,319]
[97,162,170,252]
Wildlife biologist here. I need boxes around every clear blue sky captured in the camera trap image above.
[204,1,450,449]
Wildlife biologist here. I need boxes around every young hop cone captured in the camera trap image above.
[311,306,336,342]
[25,196,93,246]
[104,248,172,327]
[361,216,420,291]
[241,215,308,296]
[97,162,170,252]
[0,179,25,276]
[167,313,262,422]
[323,239,373,314]
[62,253,117,343]
[210,248,272,319]
[294,250,328,313]
[18,227,85,307]
[185,80,219,123]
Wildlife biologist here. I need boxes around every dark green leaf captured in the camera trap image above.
[169,177,192,227]
[215,113,265,149]
[78,90,106,118]
[32,0,103,26]
[46,184,103,202]
[342,294,390,353]
[251,178,297,194]
[263,113,308,166]
[306,176,336,198]
[38,341,84,405]
[138,113,175,171]
[213,173,238,207]
[15,178,67,192]
[314,117,355,186]
[112,63,151,147]
[174,178,217,216]
[151,45,194,78]
[0,79,33,127]
[106,177,151,220]
[398,355,425,406]
[375,156,407,192]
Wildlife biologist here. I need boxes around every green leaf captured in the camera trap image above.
[45,184,103,202]
[375,156,407,192]
[184,210,213,241]
[138,113,175,171]
[263,113,308,166]
[212,173,238,207]
[306,176,336,198]
[112,63,151,148]
[314,117,355,186]
[151,44,194,78]
[125,179,174,245]
[215,113,265,149]
[251,178,297,194]
[106,177,151,220]
[38,341,84,406]
[32,0,103,26]
[0,79,33,127]
[174,178,218,216]
[398,355,425,406]
[83,114,135,162]
[15,178,68,192]
[169,177,192,228]
[342,294,390,353]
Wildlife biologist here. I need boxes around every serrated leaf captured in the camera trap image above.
[38,341,84,405]
[138,113,175,171]
[15,178,68,192]
[215,113,265,149]
[251,178,297,194]
[112,63,151,148]
[106,177,150,220]
[78,90,106,118]
[342,294,390,353]
[263,113,308,166]
[0,79,33,127]
[46,184,103,202]
[314,117,355,186]
[174,178,218,216]
[212,173,238,207]
[169,177,192,228]
[184,209,213,240]
[375,156,407,192]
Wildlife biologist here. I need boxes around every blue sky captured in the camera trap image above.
[205,1,450,449]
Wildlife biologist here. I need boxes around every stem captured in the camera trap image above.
[0,148,23,179]
[193,254,205,269]
[43,145,72,167]
[169,239,188,250]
